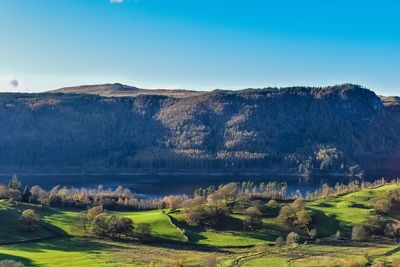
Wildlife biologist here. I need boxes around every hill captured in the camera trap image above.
[3,182,400,266]
[51,83,205,98]
[0,83,399,176]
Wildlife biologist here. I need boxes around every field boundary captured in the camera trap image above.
[164,212,189,243]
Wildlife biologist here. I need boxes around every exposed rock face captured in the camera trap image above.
[0,84,399,176]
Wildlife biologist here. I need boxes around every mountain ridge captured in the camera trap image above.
[1,83,399,177]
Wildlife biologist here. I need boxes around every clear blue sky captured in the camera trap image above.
[0,0,399,95]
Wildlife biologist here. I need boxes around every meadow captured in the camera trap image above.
[1,183,400,266]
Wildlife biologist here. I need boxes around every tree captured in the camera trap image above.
[310,228,318,239]
[384,220,400,240]
[87,206,104,221]
[295,210,312,236]
[364,215,384,235]
[351,225,369,241]
[20,209,40,232]
[207,183,238,203]
[277,199,306,226]
[286,232,300,245]
[266,199,278,209]
[91,213,109,237]
[277,205,293,225]
[243,206,263,231]
[22,185,31,202]
[112,216,133,237]
[374,199,391,214]
[135,223,152,242]
[8,175,21,191]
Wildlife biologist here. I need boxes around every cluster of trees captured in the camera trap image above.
[183,182,277,231]
[277,198,315,238]
[305,178,389,200]
[195,181,288,200]
[373,188,400,215]
[184,183,264,230]
[0,176,163,210]
[351,189,400,242]
[75,206,152,241]
[275,232,301,247]
[183,184,233,228]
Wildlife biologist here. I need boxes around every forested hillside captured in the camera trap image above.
[0,83,399,176]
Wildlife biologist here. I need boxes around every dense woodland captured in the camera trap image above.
[0,84,399,176]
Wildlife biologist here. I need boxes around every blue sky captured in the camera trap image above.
[0,0,399,95]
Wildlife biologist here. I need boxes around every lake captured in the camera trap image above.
[0,173,377,198]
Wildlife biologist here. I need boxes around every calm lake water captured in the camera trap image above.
[0,173,377,198]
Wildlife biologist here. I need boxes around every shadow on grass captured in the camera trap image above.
[170,214,284,247]
[383,245,400,256]
[309,208,352,237]
[1,237,127,254]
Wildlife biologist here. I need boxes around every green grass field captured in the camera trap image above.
[2,183,400,266]
[114,210,187,242]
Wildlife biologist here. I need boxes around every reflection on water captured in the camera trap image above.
[0,173,374,198]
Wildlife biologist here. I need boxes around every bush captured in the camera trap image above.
[286,232,300,245]
[336,201,354,208]
[310,228,318,239]
[0,260,25,267]
[351,225,369,241]
[243,206,263,231]
[275,236,285,247]
[19,209,40,232]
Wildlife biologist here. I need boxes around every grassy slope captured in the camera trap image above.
[307,184,400,237]
[2,184,400,266]
[0,238,132,267]
[0,201,57,244]
[114,210,187,242]
[170,212,285,247]
[237,184,400,266]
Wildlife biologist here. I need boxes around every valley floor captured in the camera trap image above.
[2,183,400,266]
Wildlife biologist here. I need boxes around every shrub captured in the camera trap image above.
[336,201,354,208]
[310,228,318,239]
[266,199,278,209]
[243,206,263,231]
[374,199,392,214]
[364,215,384,235]
[20,209,40,232]
[286,232,300,245]
[275,236,285,247]
[351,225,369,241]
